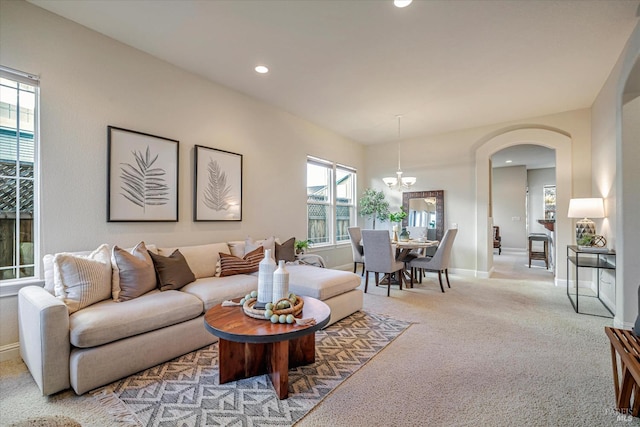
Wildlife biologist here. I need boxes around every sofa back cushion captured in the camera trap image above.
[111,242,157,302]
[158,243,229,279]
[52,244,112,314]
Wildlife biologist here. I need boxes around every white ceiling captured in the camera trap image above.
[491,144,555,170]
[28,0,640,145]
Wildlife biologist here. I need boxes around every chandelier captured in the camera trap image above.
[382,115,416,191]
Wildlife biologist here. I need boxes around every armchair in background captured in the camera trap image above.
[493,226,502,255]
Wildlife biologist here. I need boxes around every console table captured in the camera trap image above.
[566,245,615,318]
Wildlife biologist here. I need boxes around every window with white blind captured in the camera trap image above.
[306,156,356,246]
[0,66,39,282]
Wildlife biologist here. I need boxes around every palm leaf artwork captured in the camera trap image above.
[203,159,233,211]
[119,145,169,212]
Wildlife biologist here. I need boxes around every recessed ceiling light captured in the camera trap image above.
[255,65,269,74]
[505,160,513,163]
[394,0,413,8]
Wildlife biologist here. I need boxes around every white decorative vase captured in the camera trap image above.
[272,260,289,303]
[257,249,276,305]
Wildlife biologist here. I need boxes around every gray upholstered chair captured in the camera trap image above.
[361,229,406,296]
[348,227,365,276]
[408,228,458,292]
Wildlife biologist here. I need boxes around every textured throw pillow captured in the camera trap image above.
[219,246,264,277]
[245,236,275,259]
[111,242,156,302]
[275,237,296,262]
[53,244,112,314]
[148,249,196,291]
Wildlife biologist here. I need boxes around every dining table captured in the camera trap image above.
[383,239,439,287]
[394,239,439,262]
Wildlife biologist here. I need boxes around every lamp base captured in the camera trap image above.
[575,218,596,242]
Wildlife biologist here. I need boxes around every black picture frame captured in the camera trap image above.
[107,126,179,222]
[193,145,243,221]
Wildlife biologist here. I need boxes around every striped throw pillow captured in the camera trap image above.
[53,244,112,314]
[219,246,264,277]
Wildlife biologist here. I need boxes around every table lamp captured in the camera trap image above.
[567,198,604,242]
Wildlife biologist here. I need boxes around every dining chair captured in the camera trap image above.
[347,227,365,276]
[361,230,406,296]
[408,228,458,292]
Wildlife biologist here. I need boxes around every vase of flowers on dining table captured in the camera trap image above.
[389,208,408,242]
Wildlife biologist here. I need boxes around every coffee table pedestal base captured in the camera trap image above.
[218,333,316,399]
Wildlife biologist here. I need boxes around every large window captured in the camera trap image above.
[0,67,39,281]
[306,156,356,246]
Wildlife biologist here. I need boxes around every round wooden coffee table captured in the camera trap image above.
[204,296,331,399]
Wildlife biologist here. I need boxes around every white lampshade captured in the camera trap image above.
[402,177,417,186]
[567,198,605,219]
[382,177,398,186]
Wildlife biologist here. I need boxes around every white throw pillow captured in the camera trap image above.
[53,244,112,314]
[245,236,276,260]
[227,240,246,258]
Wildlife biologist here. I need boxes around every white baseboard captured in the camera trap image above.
[615,318,634,329]
[0,342,20,362]
[449,268,479,277]
[502,248,527,253]
[334,263,353,271]
[476,267,494,279]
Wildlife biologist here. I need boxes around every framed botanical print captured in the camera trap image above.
[193,145,242,221]
[107,126,179,222]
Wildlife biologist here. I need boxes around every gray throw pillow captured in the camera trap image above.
[111,242,157,302]
[148,249,196,291]
[275,237,296,262]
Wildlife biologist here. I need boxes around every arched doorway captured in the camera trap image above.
[475,127,572,284]
[491,144,556,281]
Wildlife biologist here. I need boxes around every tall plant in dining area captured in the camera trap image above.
[359,188,390,229]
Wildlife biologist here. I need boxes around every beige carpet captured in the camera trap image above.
[0,251,628,426]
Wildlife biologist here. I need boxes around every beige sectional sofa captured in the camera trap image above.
[18,239,363,396]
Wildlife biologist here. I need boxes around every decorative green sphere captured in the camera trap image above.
[240,298,246,305]
[265,309,273,318]
[265,302,274,310]
[250,290,258,298]
[279,314,287,323]
[270,314,279,323]
[286,314,295,324]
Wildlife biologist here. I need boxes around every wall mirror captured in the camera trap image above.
[402,190,445,241]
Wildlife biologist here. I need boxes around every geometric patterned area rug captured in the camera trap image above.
[92,311,411,426]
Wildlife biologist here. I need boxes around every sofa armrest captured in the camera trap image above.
[18,286,70,395]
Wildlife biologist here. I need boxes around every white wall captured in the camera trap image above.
[591,21,640,328]
[0,0,365,358]
[492,166,527,250]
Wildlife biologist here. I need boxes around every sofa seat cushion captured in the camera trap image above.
[287,265,361,301]
[181,275,258,311]
[69,290,203,348]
